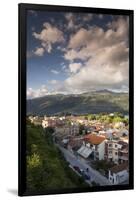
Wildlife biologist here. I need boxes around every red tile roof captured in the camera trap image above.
[84,134,106,145]
[109,163,128,173]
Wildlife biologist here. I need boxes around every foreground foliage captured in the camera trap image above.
[26,123,89,192]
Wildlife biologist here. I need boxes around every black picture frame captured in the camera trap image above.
[18,3,134,196]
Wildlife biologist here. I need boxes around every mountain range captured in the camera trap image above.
[27,90,129,116]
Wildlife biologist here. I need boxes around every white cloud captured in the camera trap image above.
[28,16,129,97]
[64,48,91,61]
[33,22,64,43]
[68,28,91,49]
[64,13,93,31]
[63,17,129,92]
[66,17,128,52]
[51,69,59,74]
[49,80,58,84]
[41,42,52,53]
[64,13,84,30]
[27,85,49,99]
[34,47,45,56]
[61,65,70,74]
[65,57,128,93]
[33,22,64,56]
[69,63,82,73]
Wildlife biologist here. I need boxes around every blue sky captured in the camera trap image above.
[27,10,129,99]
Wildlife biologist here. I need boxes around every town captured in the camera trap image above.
[28,112,129,186]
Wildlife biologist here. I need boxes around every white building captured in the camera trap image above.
[77,134,106,160]
[42,119,57,128]
[114,122,125,129]
[108,163,129,185]
[29,116,43,126]
[106,140,122,164]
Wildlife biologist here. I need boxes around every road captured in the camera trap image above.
[57,144,111,186]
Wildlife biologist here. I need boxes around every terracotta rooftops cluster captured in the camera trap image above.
[84,134,106,145]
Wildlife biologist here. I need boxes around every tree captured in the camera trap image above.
[88,114,96,120]
[79,125,85,135]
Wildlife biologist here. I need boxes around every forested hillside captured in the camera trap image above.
[26,122,89,193]
[27,91,129,116]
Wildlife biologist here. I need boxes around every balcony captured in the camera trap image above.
[119,156,128,161]
[108,154,113,158]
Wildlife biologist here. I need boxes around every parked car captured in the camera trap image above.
[81,171,90,180]
[73,166,81,173]
[80,169,84,174]
[83,173,90,180]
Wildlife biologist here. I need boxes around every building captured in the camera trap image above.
[42,119,57,128]
[108,163,129,185]
[77,134,106,160]
[42,116,65,128]
[118,141,128,164]
[55,124,79,139]
[67,137,83,153]
[29,116,43,126]
[119,136,129,143]
[28,115,34,123]
[105,140,122,164]
[114,122,125,129]
[105,140,129,165]
[70,123,79,135]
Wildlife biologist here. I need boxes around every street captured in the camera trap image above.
[56,144,111,186]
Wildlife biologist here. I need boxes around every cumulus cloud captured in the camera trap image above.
[64,48,91,61]
[51,69,59,74]
[28,15,129,97]
[65,12,93,29]
[63,16,129,92]
[41,42,52,53]
[69,63,82,73]
[64,12,91,31]
[33,22,64,55]
[34,47,45,56]
[33,22,64,43]
[65,56,128,92]
[27,85,49,99]
[65,17,128,51]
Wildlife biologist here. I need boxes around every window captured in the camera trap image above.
[115,152,118,155]
[115,144,117,148]
[109,151,112,154]
[109,144,112,147]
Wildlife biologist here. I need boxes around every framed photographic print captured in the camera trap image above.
[18,3,134,196]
